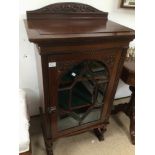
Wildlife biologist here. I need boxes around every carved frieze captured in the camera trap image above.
[31,3,104,14]
[56,54,116,78]
[101,55,116,68]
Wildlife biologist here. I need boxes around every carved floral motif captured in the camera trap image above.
[30,3,104,14]
[56,54,116,78]
[102,55,115,67]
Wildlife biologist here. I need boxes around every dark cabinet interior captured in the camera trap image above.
[58,60,108,131]
[25,2,134,155]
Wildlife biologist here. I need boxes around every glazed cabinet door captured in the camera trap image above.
[57,60,109,131]
[48,49,122,138]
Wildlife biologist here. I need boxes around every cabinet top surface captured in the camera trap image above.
[25,2,134,43]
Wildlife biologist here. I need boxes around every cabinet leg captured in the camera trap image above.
[130,111,135,145]
[94,127,106,141]
[45,140,53,155]
[111,86,135,145]
[39,107,54,155]
[129,86,135,145]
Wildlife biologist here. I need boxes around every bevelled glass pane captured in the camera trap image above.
[58,115,79,131]
[81,108,101,124]
[57,60,109,131]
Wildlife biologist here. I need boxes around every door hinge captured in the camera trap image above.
[48,106,56,114]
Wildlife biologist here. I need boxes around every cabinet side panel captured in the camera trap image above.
[102,48,128,121]
[34,46,45,111]
[35,46,52,138]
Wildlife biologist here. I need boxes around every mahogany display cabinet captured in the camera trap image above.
[24,2,134,155]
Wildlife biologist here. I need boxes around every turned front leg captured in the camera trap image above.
[94,127,107,141]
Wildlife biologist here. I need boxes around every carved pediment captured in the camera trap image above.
[27,2,108,20]
[32,3,103,13]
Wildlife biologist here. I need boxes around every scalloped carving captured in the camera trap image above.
[27,2,108,20]
[57,54,116,78]
[30,3,104,14]
[102,55,116,67]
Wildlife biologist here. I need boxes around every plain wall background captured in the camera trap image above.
[19,0,135,116]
